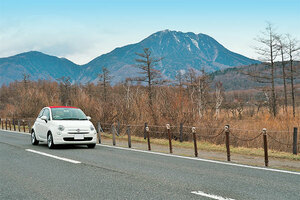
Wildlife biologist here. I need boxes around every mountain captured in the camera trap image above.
[0,30,259,86]
[81,30,259,83]
[0,51,83,84]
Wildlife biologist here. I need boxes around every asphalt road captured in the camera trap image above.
[0,130,299,200]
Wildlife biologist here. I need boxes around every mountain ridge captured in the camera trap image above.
[80,30,259,83]
[0,30,259,85]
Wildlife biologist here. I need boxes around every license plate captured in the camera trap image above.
[74,134,84,140]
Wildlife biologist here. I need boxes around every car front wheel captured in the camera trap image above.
[47,133,55,149]
[31,131,39,145]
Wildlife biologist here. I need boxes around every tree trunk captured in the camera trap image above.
[290,59,296,117]
[270,32,277,117]
[280,48,288,113]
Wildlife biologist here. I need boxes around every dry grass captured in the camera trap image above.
[101,132,300,161]
[98,108,300,154]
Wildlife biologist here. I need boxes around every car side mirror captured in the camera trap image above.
[87,116,91,120]
[41,116,47,122]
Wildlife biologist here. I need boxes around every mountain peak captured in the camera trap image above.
[17,51,46,56]
[10,51,59,60]
[162,29,171,32]
[82,30,259,84]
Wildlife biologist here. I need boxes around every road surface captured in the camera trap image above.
[0,130,299,200]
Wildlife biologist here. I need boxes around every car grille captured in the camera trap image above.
[68,131,90,134]
[67,128,90,134]
[63,137,93,141]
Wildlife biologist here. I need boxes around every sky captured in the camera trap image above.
[0,0,299,64]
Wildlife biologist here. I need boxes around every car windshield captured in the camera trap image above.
[51,108,87,120]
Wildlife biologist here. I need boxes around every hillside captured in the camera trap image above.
[0,51,83,84]
[210,62,300,91]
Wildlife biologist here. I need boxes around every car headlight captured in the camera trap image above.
[90,125,95,131]
[58,125,65,131]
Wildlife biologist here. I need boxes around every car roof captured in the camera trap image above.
[48,106,79,109]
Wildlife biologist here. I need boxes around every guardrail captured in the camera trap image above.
[97,122,299,167]
[0,117,299,167]
[0,118,32,133]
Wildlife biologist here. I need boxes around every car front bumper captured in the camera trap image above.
[53,131,97,145]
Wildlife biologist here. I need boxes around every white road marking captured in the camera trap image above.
[26,149,81,164]
[191,191,235,200]
[97,144,300,176]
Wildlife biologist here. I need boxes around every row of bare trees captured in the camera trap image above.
[246,22,300,117]
[0,73,298,125]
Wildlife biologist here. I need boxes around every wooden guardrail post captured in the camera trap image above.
[146,126,151,151]
[166,124,172,153]
[192,127,198,157]
[5,118,7,130]
[18,120,20,132]
[127,125,131,148]
[13,118,16,131]
[262,128,269,167]
[22,120,25,132]
[9,119,11,130]
[179,123,183,142]
[293,127,297,155]
[225,125,230,162]
[144,122,147,139]
[0,118,3,129]
[112,124,116,146]
[28,121,31,133]
[117,121,120,136]
[97,121,101,144]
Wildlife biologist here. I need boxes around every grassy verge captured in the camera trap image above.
[101,132,300,161]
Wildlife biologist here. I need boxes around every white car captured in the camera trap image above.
[31,106,97,149]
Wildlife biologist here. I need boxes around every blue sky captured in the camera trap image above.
[0,0,299,64]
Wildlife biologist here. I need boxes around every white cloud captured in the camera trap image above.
[0,16,133,64]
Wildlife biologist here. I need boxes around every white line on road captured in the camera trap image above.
[26,149,81,164]
[191,191,235,200]
[97,144,300,176]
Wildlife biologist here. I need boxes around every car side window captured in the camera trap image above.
[38,109,45,118]
[43,109,51,120]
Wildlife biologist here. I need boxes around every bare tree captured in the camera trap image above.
[22,73,31,91]
[98,67,112,103]
[184,68,197,119]
[275,35,288,113]
[57,76,71,106]
[183,69,210,118]
[134,48,164,124]
[246,22,279,117]
[123,78,132,109]
[195,70,210,118]
[286,34,300,117]
[175,70,185,115]
[215,81,224,119]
